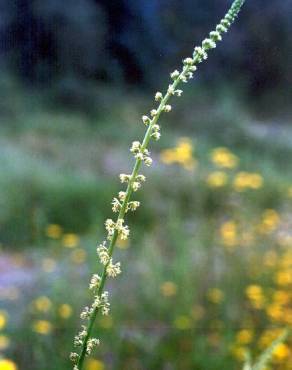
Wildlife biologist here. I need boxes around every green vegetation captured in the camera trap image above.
[1,75,292,369]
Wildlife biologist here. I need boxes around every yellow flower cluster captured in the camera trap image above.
[160,138,197,170]
[233,172,263,191]
[210,147,239,169]
[31,295,73,335]
[0,359,18,370]
[220,221,238,249]
[258,209,280,234]
[206,171,228,188]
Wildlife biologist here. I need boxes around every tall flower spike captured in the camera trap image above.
[72,1,246,369]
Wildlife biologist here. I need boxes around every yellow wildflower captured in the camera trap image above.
[71,248,87,264]
[99,316,113,329]
[160,138,197,170]
[233,172,263,191]
[0,311,8,330]
[32,320,52,335]
[0,359,18,370]
[46,224,62,239]
[275,270,292,286]
[258,209,280,234]
[245,285,265,309]
[230,345,247,360]
[236,329,253,345]
[283,309,292,325]
[62,233,79,248]
[220,221,237,248]
[287,186,292,198]
[207,288,224,304]
[273,343,290,361]
[206,171,228,188]
[33,296,52,313]
[116,236,129,249]
[266,303,283,321]
[263,251,278,267]
[0,335,10,350]
[86,359,105,370]
[258,329,282,348]
[273,290,290,305]
[210,147,238,169]
[58,304,72,319]
[160,281,177,297]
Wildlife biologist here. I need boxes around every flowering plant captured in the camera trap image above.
[70,1,246,369]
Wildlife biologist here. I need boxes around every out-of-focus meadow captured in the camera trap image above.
[1,1,292,370]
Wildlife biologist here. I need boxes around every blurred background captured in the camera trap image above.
[0,0,292,369]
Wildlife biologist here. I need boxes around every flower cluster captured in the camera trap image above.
[74,326,87,347]
[130,141,152,166]
[86,338,100,355]
[105,218,129,240]
[92,292,110,316]
[89,274,101,290]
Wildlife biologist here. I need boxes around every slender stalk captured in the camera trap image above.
[76,65,190,369]
[72,1,246,369]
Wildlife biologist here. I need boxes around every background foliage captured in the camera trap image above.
[0,1,291,370]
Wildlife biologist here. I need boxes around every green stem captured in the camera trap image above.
[77,64,190,370]
[76,1,245,368]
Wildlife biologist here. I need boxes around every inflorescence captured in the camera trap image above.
[70,1,246,369]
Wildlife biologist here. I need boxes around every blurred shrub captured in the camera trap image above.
[0,0,291,108]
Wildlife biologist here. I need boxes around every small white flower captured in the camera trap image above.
[175,89,183,97]
[118,191,126,201]
[135,152,144,160]
[163,105,172,112]
[183,57,194,65]
[221,19,231,28]
[189,65,197,72]
[127,201,140,212]
[86,338,100,355]
[151,131,161,141]
[226,13,234,22]
[150,109,158,117]
[120,225,130,240]
[119,174,130,183]
[167,85,175,95]
[142,115,151,125]
[144,157,153,167]
[70,352,79,362]
[170,70,180,79]
[105,219,115,236]
[186,71,193,79]
[136,174,146,182]
[210,31,222,42]
[80,306,93,320]
[97,243,110,265]
[179,74,188,83]
[132,181,141,191]
[74,326,87,347]
[130,141,141,153]
[152,124,160,131]
[155,92,163,101]
[111,197,121,212]
[89,274,101,290]
[106,259,121,277]
[193,46,208,62]
[202,38,216,50]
